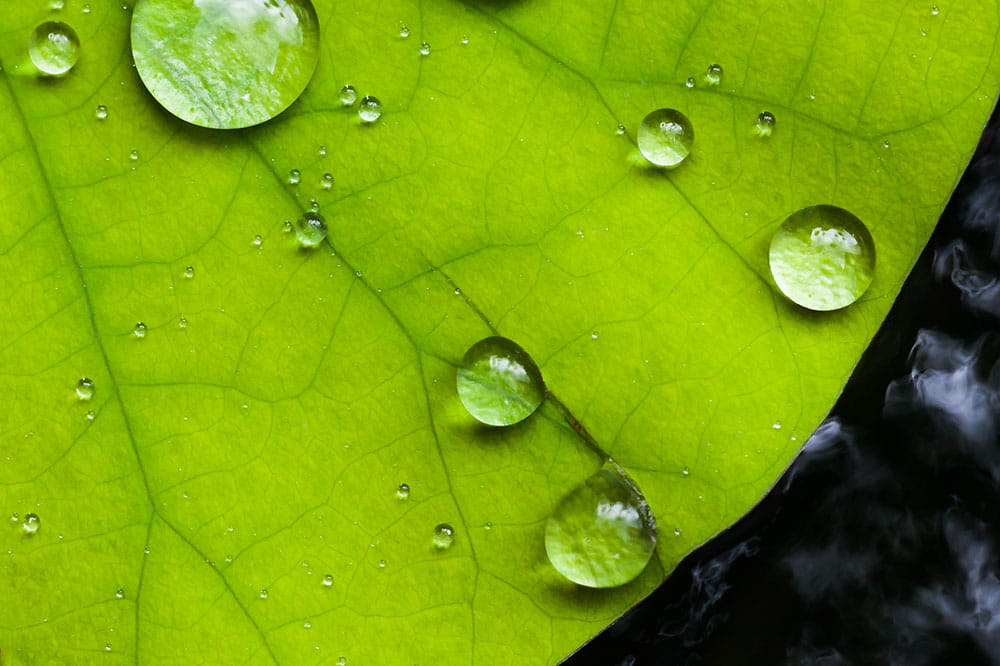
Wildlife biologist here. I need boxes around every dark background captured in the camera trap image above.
[566,105,1000,666]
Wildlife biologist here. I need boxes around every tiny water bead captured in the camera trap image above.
[685,77,696,88]
[396,483,410,499]
[637,108,694,168]
[129,149,139,161]
[288,169,301,185]
[615,123,626,136]
[544,466,657,588]
[115,588,125,599]
[398,22,410,38]
[76,377,94,400]
[322,574,334,587]
[358,96,382,122]
[22,513,41,535]
[755,111,776,137]
[253,234,263,247]
[183,265,194,278]
[769,205,876,311]
[295,211,327,247]
[456,336,545,426]
[131,0,321,129]
[95,105,108,120]
[432,524,454,550]
[339,84,357,105]
[258,589,269,599]
[29,21,80,76]
[705,63,723,85]
[133,322,147,339]
[419,42,431,56]
[320,173,334,190]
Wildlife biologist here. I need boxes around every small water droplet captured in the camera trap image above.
[337,658,347,666]
[704,63,722,85]
[882,139,891,149]
[457,337,545,426]
[258,589,269,599]
[396,483,410,499]
[282,220,293,233]
[76,377,95,400]
[295,211,327,248]
[94,105,108,120]
[773,421,782,429]
[339,84,358,105]
[133,322,147,339]
[252,234,263,247]
[22,513,40,535]
[86,410,96,421]
[143,545,150,555]
[320,173,334,190]
[754,111,775,137]
[104,643,112,652]
[318,145,327,156]
[178,317,188,329]
[129,149,139,161]
[50,0,65,9]
[673,527,682,536]
[29,21,80,76]
[378,559,386,568]
[432,523,455,550]
[484,521,493,530]
[288,169,301,185]
[681,466,690,476]
[685,77,695,88]
[322,574,334,587]
[10,512,19,522]
[590,331,599,340]
[638,108,694,168]
[461,35,469,44]
[115,588,124,598]
[183,265,194,279]
[419,41,431,56]
[931,5,939,15]
[453,287,462,296]
[358,96,382,122]
[399,22,410,38]
[615,123,626,136]
[82,4,90,13]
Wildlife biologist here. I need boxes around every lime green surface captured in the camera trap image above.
[0,0,998,664]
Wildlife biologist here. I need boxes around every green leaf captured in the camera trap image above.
[1,0,997,663]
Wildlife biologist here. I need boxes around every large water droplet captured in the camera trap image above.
[29,21,80,76]
[295,211,327,247]
[769,205,876,311]
[755,111,775,137]
[637,108,693,168]
[339,84,357,105]
[432,523,454,550]
[22,513,41,535]
[130,0,321,129]
[544,465,657,588]
[456,336,545,426]
[358,96,382,123]
[76,377,95,400]
[704,63,722,85]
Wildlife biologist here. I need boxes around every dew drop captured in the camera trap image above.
[303,621,312,629]
[183,265,194,279]
[769,205,876,311]
[10,512,19,522]
[288,169,301,185]
[115,588,124,598]
[544,465,657,588]
[432,523,454,550]
[882,139,890,149]
[685,77,695,88]
[133,322,147,339]
[322,574,334,587]
[704,63,722,85]
[358,96,382,122]
[86,410,96,421]
[337,658,347,666]
[398,22,410,38]
[396,483,410,499]
[76,377,95,400]
[50,0,65,9]
[931,5,939,15]
[637,108,694,168]
[754,111,776,137]
[461,35,469,45]
[252,234,263,247]
[320,173,334,190]
[94,105,108,121]
[130,0,320,129]
[339,84,358,105]
[129,149,139,161]
[282,220,293,233]
[673,527,682,536]
[378,559,386,568]
[772,421,782,429]
[590,331,599,340]
[615,123,627,136]
[104,643,112,652]
[681,466,690,476]
[419,41,431,56]
[295,211,327,248]
[258,589,269,599]
[456,336,545,426]
[318,145,327,156]
[29,21,80,76]
[22,513,40,535]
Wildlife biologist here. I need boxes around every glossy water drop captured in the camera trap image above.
[320,173,334,190]
[685,77,695,88]
[104,643,112,652]
[282,220,293,233]
[295,211,327,247]
[318,145,327,156]
[10,512,19,522]
[303,621,312,629]
[288,169,301,185]
[396,483,410,499]
[637,108,694,168]
[398,22,410,38]
[322,574,334,587]
[129,149,139,161]
[931,5,940,15]
[769,205,876,311]
[461,35,469,45]
[339,84,357,105]
[378,559,386,568]
[615,123,626,136]
[252,234,263,247]
[544,465,657,588]
[95,105,108,120]
[86,410,96,421]
[131,0,320,129]
[705,63,722,85]
[673,527,682,536]
[419,41,431,56]
[76,377,95,400]
[22,513,41,535]
[358,96,382,122]
[50,0,66,9]
[882,139,891,149]
[681,466,690,476]
[456,336,545,426]
[82,4,91,13]
[432,524,454,550]
[755,111,775,137]
[183,265,194,279]
[29,21,80,76]
[133,322,147,339]
[337,658,347,666]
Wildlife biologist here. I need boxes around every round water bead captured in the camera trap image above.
[456,336,545,426]
[358,96,382,122]
[637,108,694,168]
[755,111,776,137]
[339,84,357,105]
[769,205,876,311]
[705,63,722,85]
[432,524,454,550]
[133,322,147,338]
[22,513,41,535]
[396,483,410,499]
[76,377,95,400]
[544,466,657,588]
[295,211,327,247]
[29,21,80,76]
[95,104,109,120]
[130,0,320,129]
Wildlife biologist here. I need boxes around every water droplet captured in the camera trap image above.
[76,377,95,400]
[931,5,939,15]
[637,108,694,168]
[303,621,312,629]
[456,336,545,426]
[115,588,124,598]
[86,410,96,421]
[882,139,890,149]
[258,589,269,599]
[378,559,386,568]
[396,483,410,499]
[544,465,657,588]
[94,105,108,121]
[322,574,334,587]
[129,150,139,161]
[419,41,431,56]
[288,169,301,185]
[484,521,493,530]
[398,22,410,38]
[339,84,358,106]
[432,523,454,550]
[143,545,150,555]
[685,77,695,88]
[133,322,147,339]
[769,205,876,311]
[460,35,469,45]
[615,123,626,136]
[22,513,40,535]
[754,111,775,137]
[673,527,682,536]
[104,643,112,652]
[131,0,320,129]
[318,145,327,156]
[358,96,382,122]
[183,265,194,279]
[681,466,690,476]
[10,512,19,522]
[590,331,599,340]
[282,220,293,233]
[295,211,327,248]
[337,658,347,666]
[704,63,722,85]
[252,234,263,247]
[29,21,80,76]
[50,0,65,9]
[82,4,90,13]
[320,173,334,190]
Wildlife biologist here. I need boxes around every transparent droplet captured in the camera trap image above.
[131,0,320,129]
[378,559,386,568]
[637,108,694,168]
[129,150,139,161]
[673,527,682,536]
[685,77,695,88]
[29,21,80,76]
[86,410,96,421]
[882,139,890,149]
[282,220,293,233]
[432,523,454,550]
[252,234,263,247]
[358,96,382,122]
[419,41,431,56]
[115,588,124,598]
[94,105,108,121]
[76,377,95,400]
[50,0,65,9]
[615,123,626,136]
[772,421,782,429]
[398,22,410,38]
[337,658,347,666]
[10,512,19,522]
[322,574,334,587]
[681,466,690,476]
[22,513,41,535]
[133,322,147,339]
[288,169,301,185]
[339,84,358,105]
[82,4,90,13]
[303,621,312,629]
[104,643,112,652]
[258,589,269,599]
[931,5,939,15]
[591,331,599,340]
[295,211,327,248]
[456,336,545,426]
[460,35,469,45]
[769,205,876,311]
[320,173,334,190]
[396,483,410,499]
[318,145,327,156]
[704,63,722,85]
[755,111,775,137]
[544,465,657,588]
[183,265,194,279]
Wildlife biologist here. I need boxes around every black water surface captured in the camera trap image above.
[566,106,1000,666]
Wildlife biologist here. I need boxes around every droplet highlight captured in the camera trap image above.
[339,84,357,105]
[755,111,775,137]
[22,513,41,535]
[95,105,108,120]
[637,108,694,168]
[704,63,722,85]
[29,21,80,76]
[456,336,545,426]
[322,574,334,587]
[396,483,410,499]
[76,377,95,400]
[133,322,147,339]
[432,524,454,550]
[358,96,382,123]
[419,41,431,56]
[295,211,327,247]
